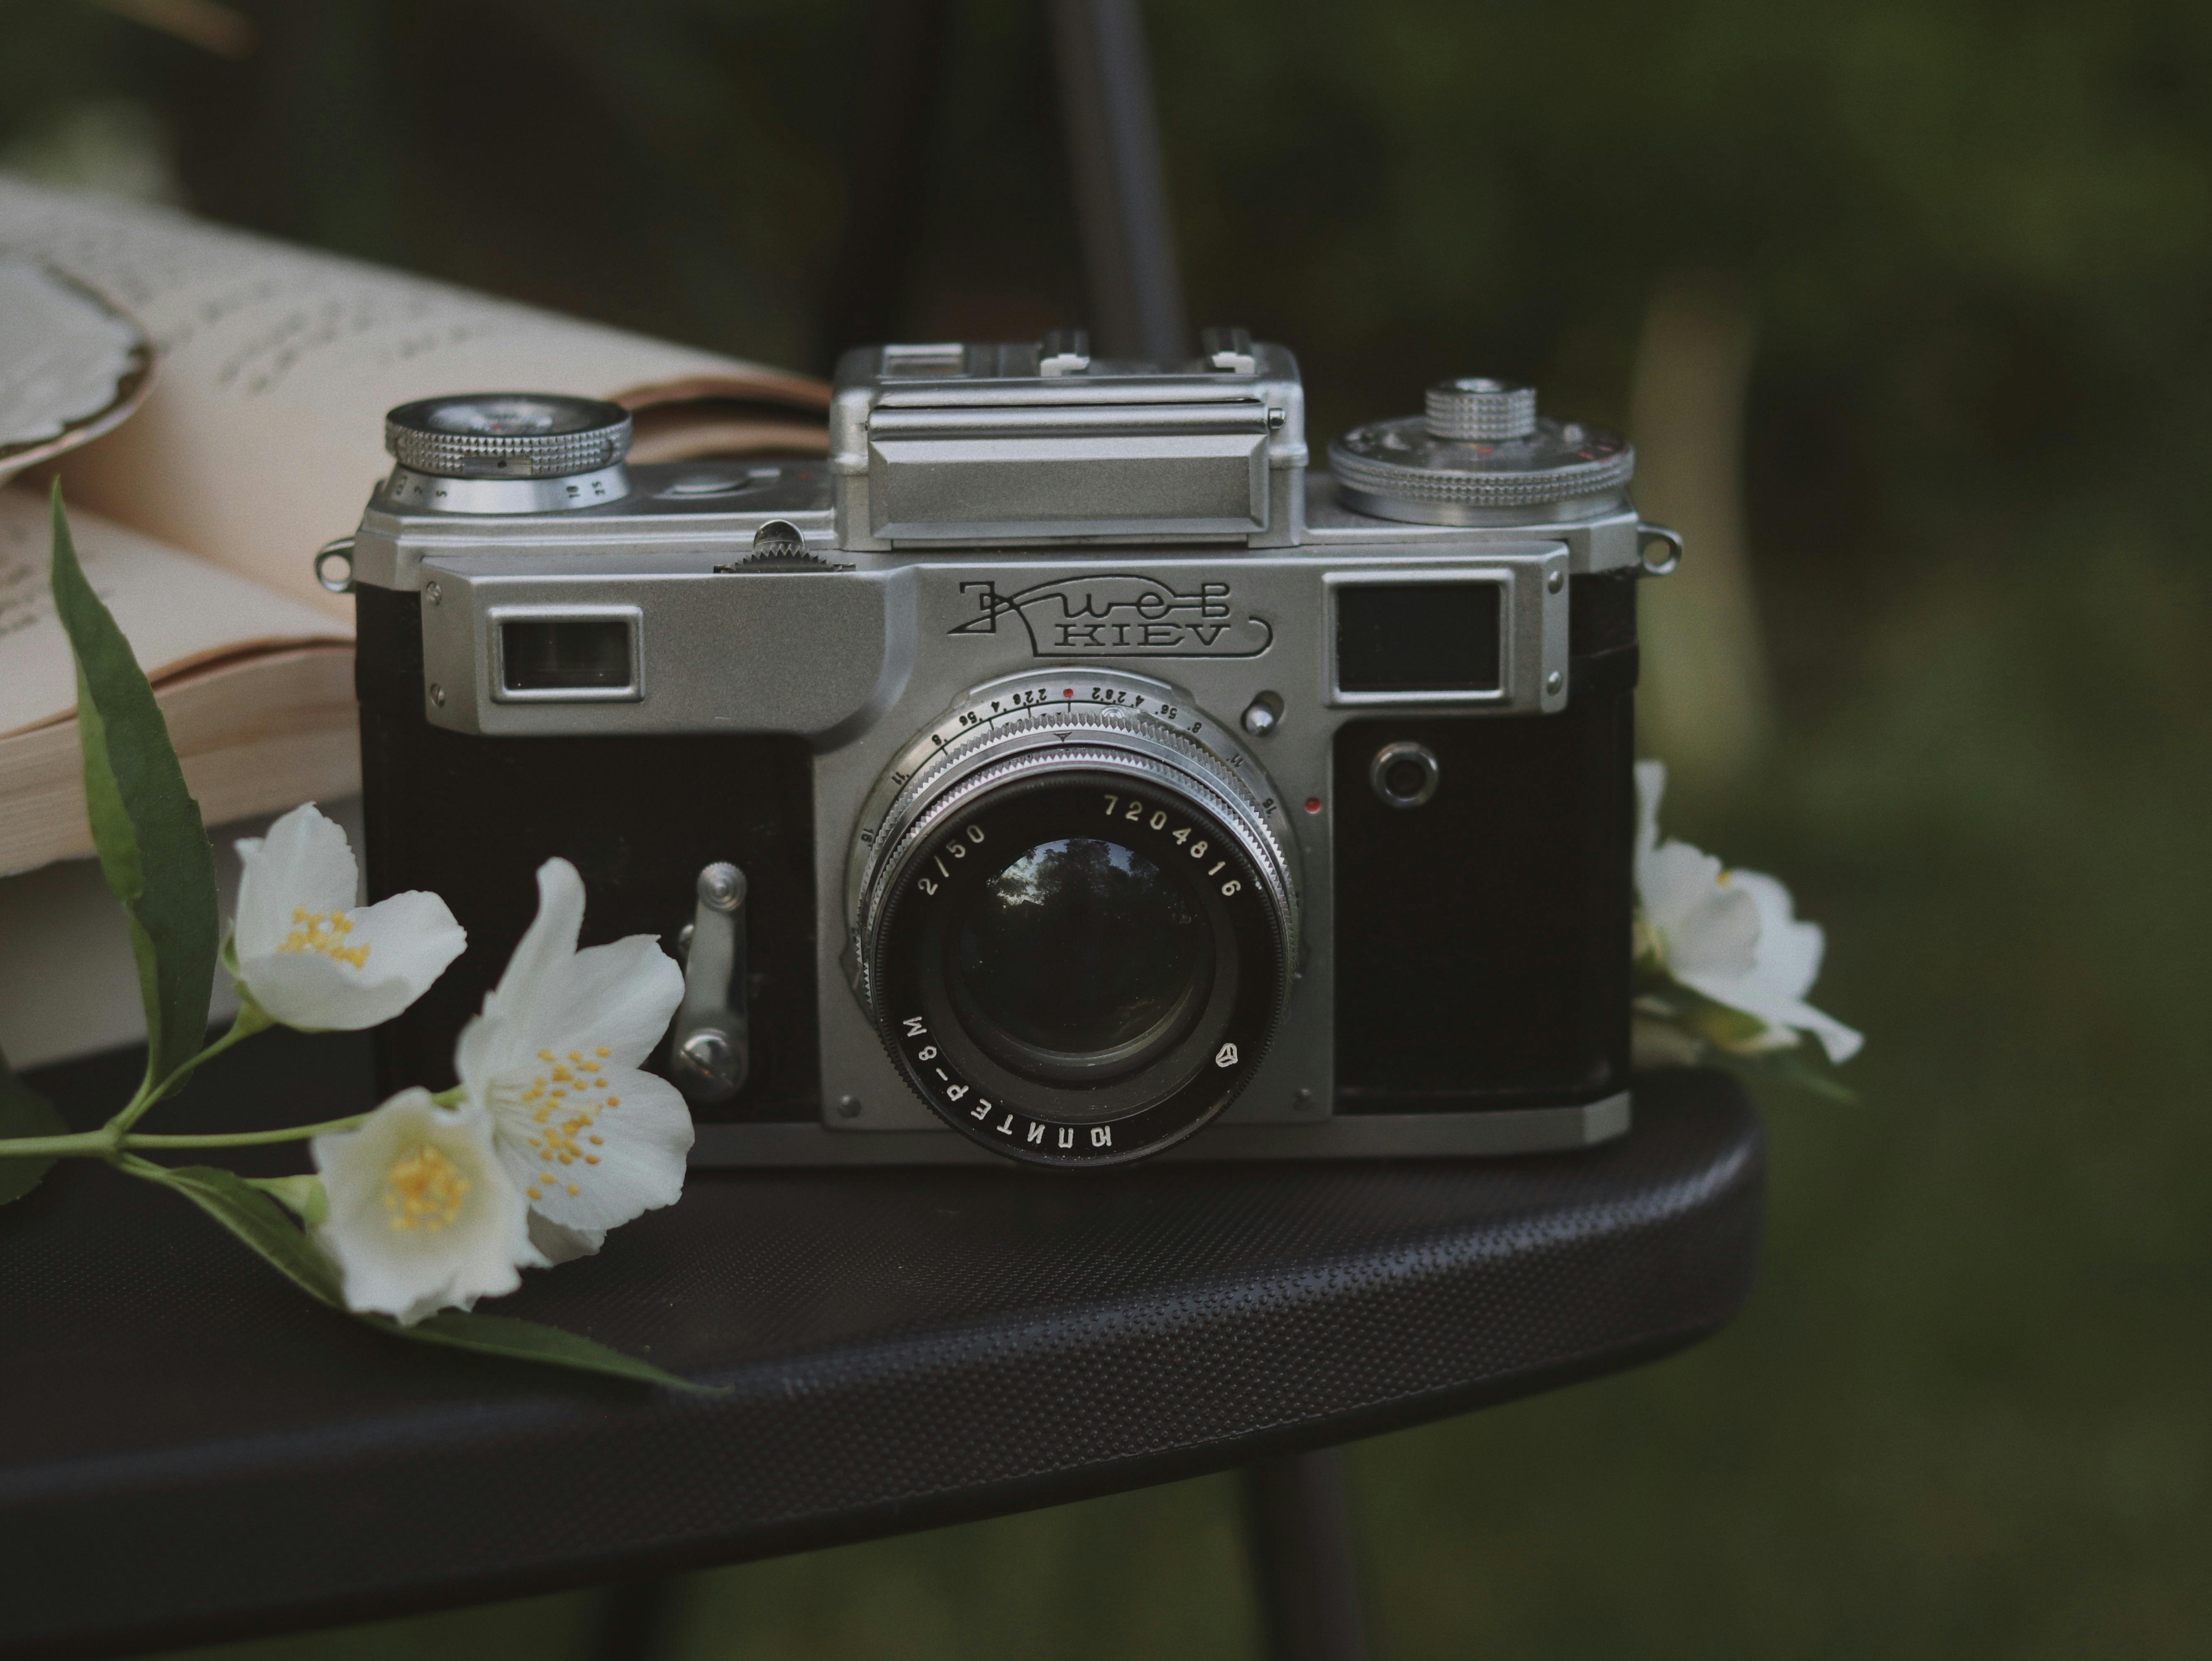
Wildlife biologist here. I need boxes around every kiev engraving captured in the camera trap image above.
[952,573,1274,658]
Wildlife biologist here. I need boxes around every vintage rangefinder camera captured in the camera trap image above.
[341,329,1679,1169]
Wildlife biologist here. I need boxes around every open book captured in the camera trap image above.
[0,175,829,875]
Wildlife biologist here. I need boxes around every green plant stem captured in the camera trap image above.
[108,1003,275,1138]
[125,1113,369,1147]
[0,1110,369,1160]
[0,1130,117,1159]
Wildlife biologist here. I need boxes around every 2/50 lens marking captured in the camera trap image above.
[917,823,987,895]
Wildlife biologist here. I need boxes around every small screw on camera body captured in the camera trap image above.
[698,861,745,912]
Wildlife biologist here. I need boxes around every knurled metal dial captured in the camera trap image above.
[1330,376,1635,522]
[1424,377,1538,441]
[384,393,632,479]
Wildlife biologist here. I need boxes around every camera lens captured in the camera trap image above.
[850,671,1300,1168]
[948,837,1214,1081]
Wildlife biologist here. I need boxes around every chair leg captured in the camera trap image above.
[589,1578,679,1661]
[1241,1447,1372,1661]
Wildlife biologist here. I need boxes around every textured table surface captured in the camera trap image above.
[2,1035,1762,1660]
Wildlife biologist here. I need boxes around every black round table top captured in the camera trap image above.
[1,1034,1761,1660]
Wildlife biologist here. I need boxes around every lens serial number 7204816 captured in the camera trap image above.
[1100,794,1243,897]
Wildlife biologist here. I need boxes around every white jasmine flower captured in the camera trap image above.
[456,858,690,1255]
[311,1089,538,1324]
[232,805,466,1031]
[1635,761,1862,1063]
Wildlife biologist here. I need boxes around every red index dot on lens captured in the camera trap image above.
[1063,688,1073,697]
[1304,798,1322,814]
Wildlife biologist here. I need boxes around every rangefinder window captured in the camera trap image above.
[1334,581,1502,693]
[493,612,641,701]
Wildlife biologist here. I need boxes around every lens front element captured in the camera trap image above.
[849,671,1299,1167]
[950,836,1214,1080]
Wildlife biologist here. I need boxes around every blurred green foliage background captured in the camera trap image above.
[4,0,2209,1653]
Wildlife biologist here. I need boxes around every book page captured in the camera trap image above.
[0,176,828,622]
[0,486,344,740]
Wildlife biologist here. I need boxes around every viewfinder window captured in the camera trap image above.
[499,617,635,693]
[1335,582,1502,693]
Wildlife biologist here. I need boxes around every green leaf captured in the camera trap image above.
[372,1310,727,1394]
[0,1041,68,1206]
[49,486,219,1095]
[1755,1048,1861,1105]
[126,1158,720,1392]
[250,1173,329,1227]
[125,1159,344,1306]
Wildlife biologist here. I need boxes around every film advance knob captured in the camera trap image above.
[384,392,634,479]
[1424,377,1539,441]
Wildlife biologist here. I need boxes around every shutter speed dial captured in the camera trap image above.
[382,393,634,514]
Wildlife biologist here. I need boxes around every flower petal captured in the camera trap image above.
[1677,972,1864,1065]
[493,1066,692,1236]
[516,935,685,1069]
[233,804,356,959]
[1642,842,1760,978]
[1673,865,1862,1062]
[236,888,466,1031]
[1634,759,1666,874]
[235,948,392,1031]
[311,1091,539,1325]
[457,858,587,1087]
[1629,758,1862,1069]
[1727,870,1824,1001]
[346,888,467,982]
[527,1212,606,1265]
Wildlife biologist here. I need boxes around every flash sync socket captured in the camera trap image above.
[1370,742,1441,809]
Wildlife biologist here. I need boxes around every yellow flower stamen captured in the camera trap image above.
[488,1053,630,1206]
[382,1142,470,1233]
[277,906,370,969]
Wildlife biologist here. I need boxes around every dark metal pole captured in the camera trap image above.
[589,1579,680,1661]
[1242,1448,1373,1661]
[817,0,959,369]
[1047,0,1189,362]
